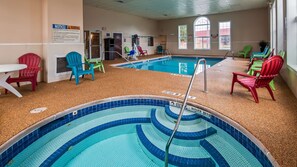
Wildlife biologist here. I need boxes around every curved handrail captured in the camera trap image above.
[162,49,172,56]
[164,58,207,167]
[224,50,235,59]
[102,51,137,68]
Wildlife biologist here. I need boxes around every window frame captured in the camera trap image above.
[193,17,211,50]
[218,21,231,50]
[286,0,297,71]
[178,25,187,50]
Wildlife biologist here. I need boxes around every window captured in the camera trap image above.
[219,21,231,50]
[178,25,187,49]
[194,17,210,50]
[286,0,297,70]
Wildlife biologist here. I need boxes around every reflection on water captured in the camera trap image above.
[123,56,222,75]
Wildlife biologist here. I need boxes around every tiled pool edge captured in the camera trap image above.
[0,95,279,167]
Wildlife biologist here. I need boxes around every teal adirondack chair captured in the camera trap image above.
[248,48,274,75]
[84,56,105,73]
[250,45,270,61]
[238,45,252,58]
[66,51,94,85]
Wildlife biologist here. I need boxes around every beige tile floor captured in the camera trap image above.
[0,55,296,167]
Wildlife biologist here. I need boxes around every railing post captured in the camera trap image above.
[164,58,207,167]
[102,51,137,68]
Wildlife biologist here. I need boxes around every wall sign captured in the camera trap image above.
[52,24,80,43]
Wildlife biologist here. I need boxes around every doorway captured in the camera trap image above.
[113,33,122,58]
[84,30,102,59]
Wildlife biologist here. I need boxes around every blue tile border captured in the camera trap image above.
[41,118,150,167]
[151,109,217,140]
[165,105,201,121]
[136,125,216,167]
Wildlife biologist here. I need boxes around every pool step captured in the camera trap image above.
[136,125,216,167]
[9,111,150,167]
[201,134,262,167]
[151,109,217,140]
[164,105,201,125]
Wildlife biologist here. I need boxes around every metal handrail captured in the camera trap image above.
[102,51,137,68]
[164,58,207,167]
[162,49,172,56]
[224,50,235,59]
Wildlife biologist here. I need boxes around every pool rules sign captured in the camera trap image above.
[52,24,80,43]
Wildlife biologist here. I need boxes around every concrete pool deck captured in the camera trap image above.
[0,55,296,167]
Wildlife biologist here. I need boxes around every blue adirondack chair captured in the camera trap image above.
[66,51,95,85]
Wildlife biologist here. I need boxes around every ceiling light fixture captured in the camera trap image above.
[116,0,125,3]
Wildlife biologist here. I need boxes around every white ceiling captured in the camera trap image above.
[84,0,268,20]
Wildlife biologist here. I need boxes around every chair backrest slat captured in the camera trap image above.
[255,55,284,87]
[18,53,41,77]
[66,52,83,71]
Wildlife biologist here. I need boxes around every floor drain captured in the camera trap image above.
[30,107,47,114]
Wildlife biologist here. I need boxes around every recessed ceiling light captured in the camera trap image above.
[116,0,124,3]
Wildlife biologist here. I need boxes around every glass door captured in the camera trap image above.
[84,30,102,59]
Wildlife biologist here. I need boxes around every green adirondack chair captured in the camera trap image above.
[124,46,130,54]
[238,45,252,58]
[84,56,105,73]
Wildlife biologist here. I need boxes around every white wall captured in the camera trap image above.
[83,5,159,56]
[0,0,43,80]
[42,0,84,83]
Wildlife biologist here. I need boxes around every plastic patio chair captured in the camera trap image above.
[137,46,148,56]
[238,45,252,58]
[66,51,94,85]
[157,45,164,54]
[250,45,269,61]
[230,55,284,103]
[84,56,105,73]
[247,50,284,91]
[124,46,130,54]
[248,48,274,72]
[5,53,41,94]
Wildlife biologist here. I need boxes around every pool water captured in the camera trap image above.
[119,56,223,75]
[6,104,263,167]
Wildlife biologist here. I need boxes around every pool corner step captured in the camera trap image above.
[201,135,262,167]
[151,109,217,140]
[165,105,200,121]
[200,139,230,167]
[136,125,216,167]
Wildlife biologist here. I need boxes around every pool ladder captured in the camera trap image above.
[102,51,137,68]
[164,59,207,167]
[162,49,172,56]
[224,50,235,59]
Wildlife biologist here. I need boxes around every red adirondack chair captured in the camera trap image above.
[137,46,148,56]
[5,53,41,93]
[230,55,284,103]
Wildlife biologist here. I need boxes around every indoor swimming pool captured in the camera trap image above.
[116,56,223,75]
